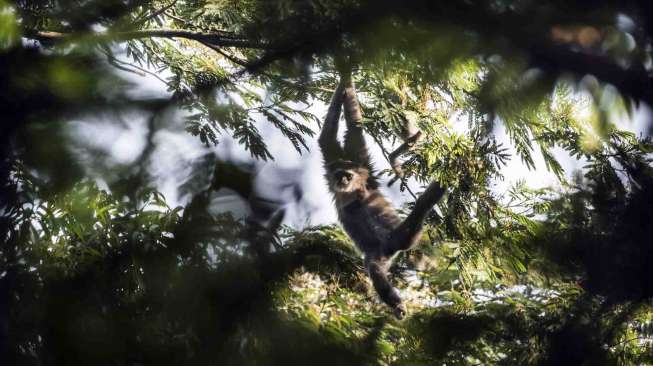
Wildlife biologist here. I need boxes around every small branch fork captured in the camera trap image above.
[368,132,418,200]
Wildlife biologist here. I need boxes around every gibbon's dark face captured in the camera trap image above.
[328,161,369,194]
[332,169,357,192]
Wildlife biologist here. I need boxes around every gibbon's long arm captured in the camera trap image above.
[318,79,347,163]
[341,78,373,166]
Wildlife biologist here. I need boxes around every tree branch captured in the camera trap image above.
[34,29,271,49]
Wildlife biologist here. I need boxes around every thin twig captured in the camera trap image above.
[609,336,650,348]
[210,46,250,67]
[106,54,171,86]
[163,11,197,28]
[133,0,179,26]
[107,57,146,76]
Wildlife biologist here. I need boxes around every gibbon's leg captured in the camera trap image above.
[365,256,406,318]
[386,180,446,254]
[318,80,347,163]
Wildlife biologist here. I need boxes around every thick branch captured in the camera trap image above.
[34,29,271,49]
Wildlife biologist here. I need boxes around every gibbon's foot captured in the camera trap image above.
[392,303,407,320]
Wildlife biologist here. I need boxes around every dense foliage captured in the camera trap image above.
[2,0,653,364]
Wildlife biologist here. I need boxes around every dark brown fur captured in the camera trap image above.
[318,75,445,319]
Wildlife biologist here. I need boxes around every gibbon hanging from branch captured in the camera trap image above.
[318,66,445,319]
